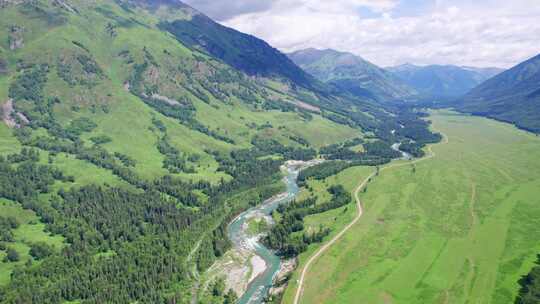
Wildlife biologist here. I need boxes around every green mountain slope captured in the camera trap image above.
[159,8,316,88]
[388,63,503,98]
[457,53,540,133]
[0,1,440,303]
[288,48,416,102]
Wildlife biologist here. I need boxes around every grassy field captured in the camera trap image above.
[283,110,540,304]
[0,123,20,155]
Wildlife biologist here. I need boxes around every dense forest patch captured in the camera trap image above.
[516,255,540,304]
[264,185,352,258]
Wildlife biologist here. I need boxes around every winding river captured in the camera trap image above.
[225,144,408,303]
[225,148,408,302]
[391,142,412,160]
[227,161,317,304]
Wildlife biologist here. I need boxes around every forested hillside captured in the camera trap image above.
[0,0,440,303]
[457,54,540,133]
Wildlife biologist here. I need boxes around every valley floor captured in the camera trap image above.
[282,110,540,304]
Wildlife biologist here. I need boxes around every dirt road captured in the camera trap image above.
[292,132,448,304]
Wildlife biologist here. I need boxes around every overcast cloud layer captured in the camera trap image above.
[182,0,540,68]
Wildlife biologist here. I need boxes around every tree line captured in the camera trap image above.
[264,185,351,258]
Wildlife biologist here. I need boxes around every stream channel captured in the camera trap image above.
[226,143,407,303]
[227,160,320,304]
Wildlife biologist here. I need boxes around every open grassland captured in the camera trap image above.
[41,152,132,189]
[0,124,20,155]
[273,166,374,301]
[284,110,540,304]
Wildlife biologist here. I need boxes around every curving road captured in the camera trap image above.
[292,132,448,304]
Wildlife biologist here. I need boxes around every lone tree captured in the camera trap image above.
[4,247,19,262]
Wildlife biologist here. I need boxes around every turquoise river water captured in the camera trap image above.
[228,164,303,304]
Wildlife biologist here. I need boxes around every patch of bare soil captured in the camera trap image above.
[2,99,17,128]
[2,99,29,128]
[269,258,297,297]
[293,100,321,113]
[206,248,265,297]
[151,93,181,106]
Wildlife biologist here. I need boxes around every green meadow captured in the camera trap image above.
[0,124,20,155]
[283,111,540,304]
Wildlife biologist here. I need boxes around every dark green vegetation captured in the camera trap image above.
[0,126,283,303]
[516,255,540,304]
[318,114,441,162]
[288,48,415,102]
[0,0,440,303]
[0,59,7,74]
[388,63,502,98]
[0,216,19,244]
[457,53,540,133]
[265,185,351,258]
[298,161,352,186]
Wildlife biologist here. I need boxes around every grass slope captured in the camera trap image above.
[284,111,540,304]
[0,124,20,155]
[0,0,359,184]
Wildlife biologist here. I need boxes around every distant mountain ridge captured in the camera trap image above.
[158,4,317,88]
[457,53,540,133]
[288,48,416,102]
[388,63,503,98]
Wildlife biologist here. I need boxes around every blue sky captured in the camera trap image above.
[183,0,540,68]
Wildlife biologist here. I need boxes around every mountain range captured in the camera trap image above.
[288,48,416,102]
[388,63,503,98]
[287,48,505,103]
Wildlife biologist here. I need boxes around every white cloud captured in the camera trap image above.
[182,0,273,20]
[214,0,540,68]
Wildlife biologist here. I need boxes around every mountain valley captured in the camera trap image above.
[0,1,539,304]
